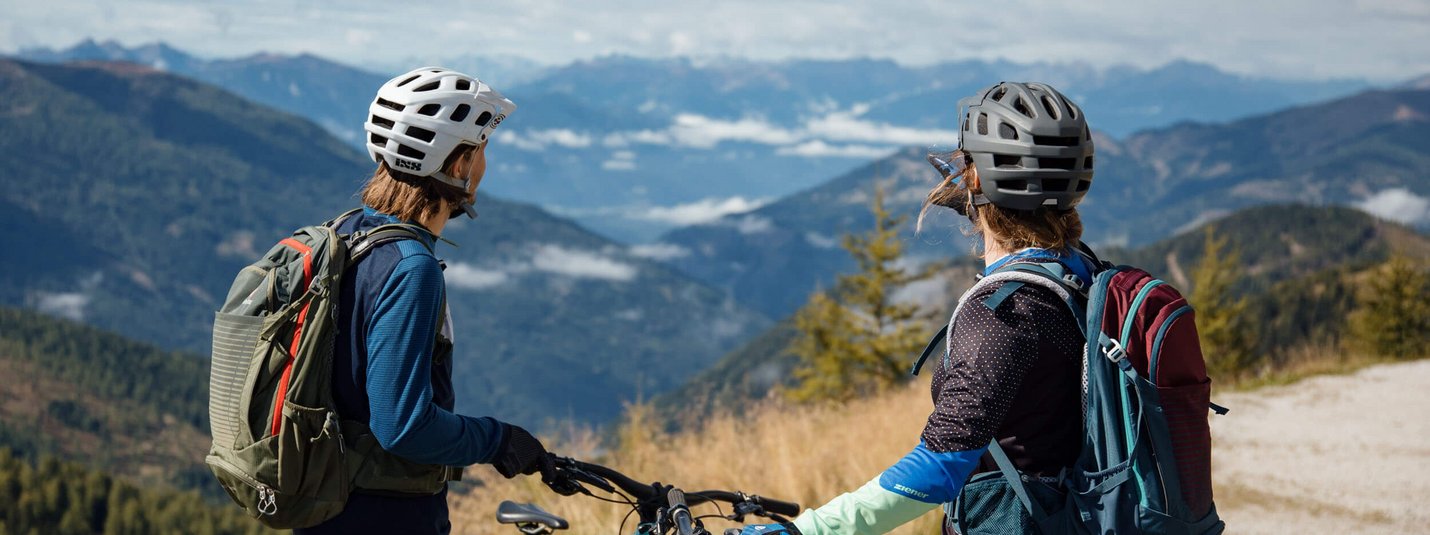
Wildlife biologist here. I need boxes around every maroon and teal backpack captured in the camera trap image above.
[914,246,1228,534]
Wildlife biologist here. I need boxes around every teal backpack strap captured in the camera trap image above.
[981,281,1026,311]
[909,324,949,376]
[987,440,1050,522]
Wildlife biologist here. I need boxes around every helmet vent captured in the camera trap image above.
[993,154,1021,168]
[992,87,1009,101]
[376,98,405,112]
[370,133,388,146]
[474,111,493,127]
[1076,180,1092,192]
[998,123,1018,140]
[396,75,420,87]
[1033,135,1080,147]
[450,104,471,122]
[977,113,989,135]
[418,104,442,116]
[1043,178,1071,192]
[414,80,441,92]
[1070,105,1080,120]
[396,144,426,160]
[455,79,472,91]
[406,126,436,143]
[370,115,395,129]
[1037,157,1076,170]
[999,179,1028,191]
[1013,97,1035,118]
[1084,156,1094,169]
[1041,96,1061,119]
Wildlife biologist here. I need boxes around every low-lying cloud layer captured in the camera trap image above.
[635,196,769,226]
[1355,188,1430,225]
[445,243,639,291]
[500,108,955,158]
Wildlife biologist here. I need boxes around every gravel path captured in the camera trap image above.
[1211,359,1430,534]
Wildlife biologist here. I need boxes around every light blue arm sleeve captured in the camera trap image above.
[791,442,985,534]
[365,253,505,466]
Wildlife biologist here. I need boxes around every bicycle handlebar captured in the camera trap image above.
[551,456,801,518]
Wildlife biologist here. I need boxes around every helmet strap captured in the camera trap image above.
[427,171,477,220]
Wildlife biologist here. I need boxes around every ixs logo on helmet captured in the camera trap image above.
[491,114,506,127]
[394,158,422,172]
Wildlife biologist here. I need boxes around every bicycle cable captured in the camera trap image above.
[618,505,636,535]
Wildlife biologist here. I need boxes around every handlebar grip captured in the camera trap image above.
[756,496,801,517]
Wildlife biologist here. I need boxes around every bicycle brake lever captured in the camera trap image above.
[549,457,616,495]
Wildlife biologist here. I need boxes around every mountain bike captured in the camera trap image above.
[496,454,800,535]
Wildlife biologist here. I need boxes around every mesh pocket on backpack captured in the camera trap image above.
[1158,379,1214,517]
[211,312,265,449]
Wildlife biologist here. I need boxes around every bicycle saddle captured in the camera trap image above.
[496,501,569,530]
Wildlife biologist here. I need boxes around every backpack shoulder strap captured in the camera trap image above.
[911,268,1086,376]
[984,264,1089,338]
[347,223,432,264]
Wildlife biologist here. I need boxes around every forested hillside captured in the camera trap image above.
[0,58,768,426]
[0,448,266,535]
[0,307,210,493]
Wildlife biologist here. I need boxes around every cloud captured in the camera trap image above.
[530,244,638,281]
[36,292,88,321]
[776,140,896,159]
[804,232,840,249]
[445,244,638,290]
[495,129,593,151]
[5,0,1426,82]
[806,112,961,146]
[445,262,510,290]
[667,113,802,148]
[601,149,637,170]
[635,196,769,226]
[582,108,955,157]
[629,243,691,261]
[1355,188,1430,225]
[730,215,774,235]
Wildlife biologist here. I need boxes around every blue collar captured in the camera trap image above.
[985,247,1094,287]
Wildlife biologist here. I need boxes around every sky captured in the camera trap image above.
[2,0,1428,82]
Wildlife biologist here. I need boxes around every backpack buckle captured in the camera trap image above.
[1102,338,1126,363]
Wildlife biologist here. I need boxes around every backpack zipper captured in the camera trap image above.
[271,238,316,437]
[210,457,279,516]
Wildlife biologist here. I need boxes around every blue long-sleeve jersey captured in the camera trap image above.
[332,207,506,466]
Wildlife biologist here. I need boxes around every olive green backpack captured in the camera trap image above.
[206,209,458,529]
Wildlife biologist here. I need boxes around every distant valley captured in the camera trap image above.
[15,40,1375,242]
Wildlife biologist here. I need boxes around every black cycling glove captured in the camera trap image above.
[493,424,550,479]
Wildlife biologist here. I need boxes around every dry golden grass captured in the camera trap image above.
[450,348,1426,534]
[449,379,944,535]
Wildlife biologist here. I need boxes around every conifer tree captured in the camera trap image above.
[786,186,937,402]
[1189,228,1257,378]
[1348,255,1430,359]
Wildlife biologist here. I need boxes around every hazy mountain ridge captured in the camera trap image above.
[0,58,768,426]
[657,86,1430,318]
[13,40,1377,242]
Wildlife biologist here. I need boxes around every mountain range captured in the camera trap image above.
[13,40,1378,242]
[0,58,768,426]
[669,204,1430,412]
[657,86,1430,318]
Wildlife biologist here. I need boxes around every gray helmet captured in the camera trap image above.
[958,82,1093,211]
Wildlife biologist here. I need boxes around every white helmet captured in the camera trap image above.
[363,67,516,192]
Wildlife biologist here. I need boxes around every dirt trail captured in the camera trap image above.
[1212,359,1430,534]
